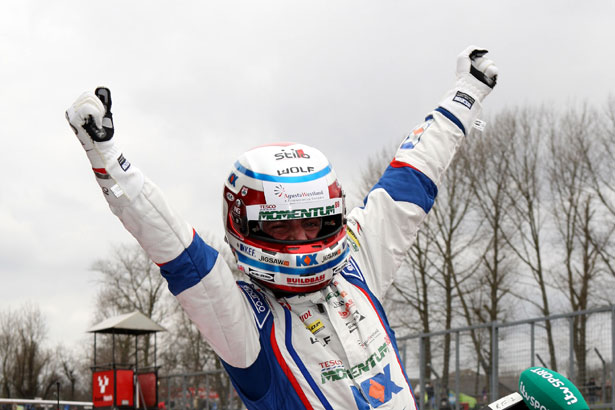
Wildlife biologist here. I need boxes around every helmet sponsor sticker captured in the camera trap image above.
[322,249,342,262]
[274,148,311,160]
[228,172,238,187]
[262,178,329,205]
[258,255,290,266]
[276,166,315,176]
[247,268,275,282]
[246,198,343,221]
[287,273,326,285]
[239,243,256,257]
[296,253,318,266]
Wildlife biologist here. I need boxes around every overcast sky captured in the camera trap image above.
[1,0,613,350]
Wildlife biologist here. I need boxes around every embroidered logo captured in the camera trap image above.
[452,91,475,109]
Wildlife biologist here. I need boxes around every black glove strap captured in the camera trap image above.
[469,49,497,89]
[85,87,115,142]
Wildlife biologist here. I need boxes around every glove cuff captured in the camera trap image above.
[456,73,493,102]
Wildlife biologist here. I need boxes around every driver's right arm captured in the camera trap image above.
[65,89,261,369]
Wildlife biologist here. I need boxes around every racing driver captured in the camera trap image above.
[65,45,498,409]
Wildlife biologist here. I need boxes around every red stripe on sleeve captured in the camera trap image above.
[92,167,108,174]
[389,159,421,172]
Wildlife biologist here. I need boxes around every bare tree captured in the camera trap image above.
[345,103,615,397]
[90,231,243,405]
[547,105,611,385]
[496,107,559,370]
[0,304,55,399]
[583,97,615,282]
[423,144,484,393]
[454,116,518,392]
[53,344,86,401]
[588,96,615,216]
[389,229,437,380]
[91,243,172,368]
[0,308,17,397]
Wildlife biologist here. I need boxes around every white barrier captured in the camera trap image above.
[0,398,93,409]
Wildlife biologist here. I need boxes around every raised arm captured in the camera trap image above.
[347,46,498,298]
[65,89,261,368]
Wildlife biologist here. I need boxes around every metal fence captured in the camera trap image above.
[158,371,243,410]
[395,305,615,410]
[156,306,614,410]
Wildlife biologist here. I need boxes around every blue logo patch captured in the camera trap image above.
[237,282,270,329]
[228,173,238,187]
[239,243,255,256]
[342,257,365,283]
[296,253,318,266]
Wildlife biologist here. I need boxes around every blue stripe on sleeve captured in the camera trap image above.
[159,232,219,296]
[435,106,465,135]
[365,165,438,214]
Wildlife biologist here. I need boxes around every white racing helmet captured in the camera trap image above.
[223,142,349,293]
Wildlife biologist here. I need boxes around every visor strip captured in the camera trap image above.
[234,161,332,183]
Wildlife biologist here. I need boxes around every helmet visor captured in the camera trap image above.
[245,198,344,245]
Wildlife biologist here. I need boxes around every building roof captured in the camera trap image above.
[88,311,166,335]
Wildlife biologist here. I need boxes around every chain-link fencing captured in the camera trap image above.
[396,306,615,410]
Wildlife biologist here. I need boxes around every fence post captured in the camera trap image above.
[182,374,188,409]
[455,331,460,410]
[491,322,499,402]
[569,316,575,382]
[166,376,171,410]
[530,322,535,367]
[421,335,426,410]
[611,306,615,410]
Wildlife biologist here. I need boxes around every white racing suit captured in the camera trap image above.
[70,77,487,409]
